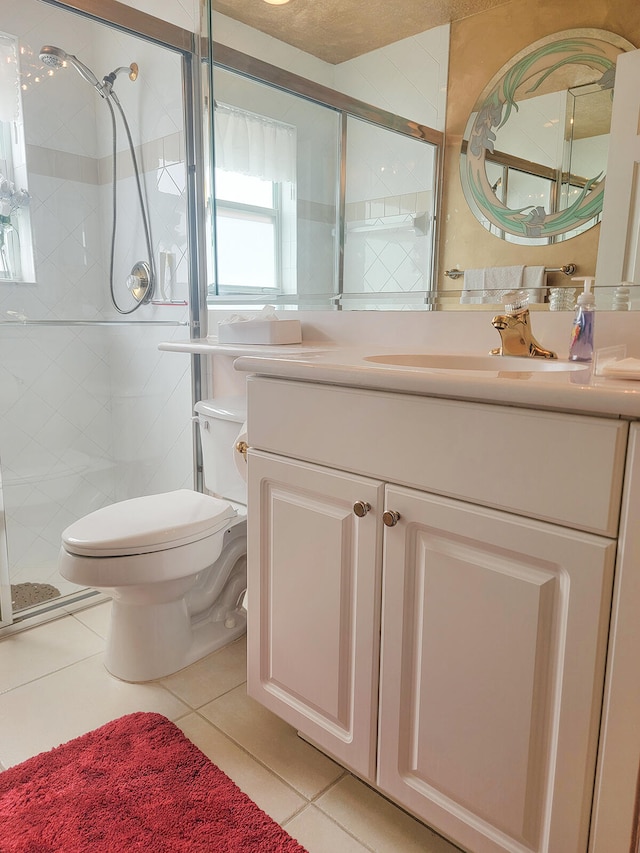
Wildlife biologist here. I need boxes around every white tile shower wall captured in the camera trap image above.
[91,24,190,316]
[0,0,194,593]
[0,325,113,594]
[98,141,189,310]
[346,120,435,204]
[0,133,114,589]
[92,26,185,160]
[120,0,199,33]
[18,3,100,156]
[343,119,435,299]
[0,325,192,590]
[28,174,108,318]
[107,326,194,502]
[343,230,431,298]
[493,91,566,169]
[212,13,450,133]
[211,13,334,88]
[334,26,450,132]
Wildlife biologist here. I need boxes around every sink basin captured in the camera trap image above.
[364,354,588,372]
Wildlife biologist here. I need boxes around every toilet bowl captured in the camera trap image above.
[59,396,248,682]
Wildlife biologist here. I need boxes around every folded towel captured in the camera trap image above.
[523,266,547,303]
[460,265,524,304]
[484,265,524,292]
[460,268,485,304]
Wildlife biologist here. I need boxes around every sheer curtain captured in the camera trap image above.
[214,102,296,182]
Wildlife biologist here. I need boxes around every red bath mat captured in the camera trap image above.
[0,712,308,852]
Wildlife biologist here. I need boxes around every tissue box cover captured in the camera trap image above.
[217,318,302,345]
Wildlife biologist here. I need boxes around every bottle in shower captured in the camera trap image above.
[568,276,595,362]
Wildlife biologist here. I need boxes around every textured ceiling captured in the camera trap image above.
[211,0,511,64]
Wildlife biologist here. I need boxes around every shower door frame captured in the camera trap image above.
[0,0,208,627]
[0,464,12,627]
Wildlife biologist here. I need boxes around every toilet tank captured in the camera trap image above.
[194,396,247,504]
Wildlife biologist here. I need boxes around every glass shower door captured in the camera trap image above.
[342,116,439,309]
[0,0,197,627]
[0,456,12,626]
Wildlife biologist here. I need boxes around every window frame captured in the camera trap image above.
[213,176,283,296]
[206,45,443,309]
[0,30,34,283]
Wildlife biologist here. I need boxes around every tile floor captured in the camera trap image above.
[0,601,463,853]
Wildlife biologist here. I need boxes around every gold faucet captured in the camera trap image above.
[490,292,557,359]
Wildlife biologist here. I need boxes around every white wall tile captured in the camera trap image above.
[212,14,334,87]
[119,0,198,32]
[1,0,195,596]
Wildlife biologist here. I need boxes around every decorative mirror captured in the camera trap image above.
[460,29,635,244]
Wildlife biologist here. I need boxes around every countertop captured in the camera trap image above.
[158,340,326,358]
[159,339,640,419]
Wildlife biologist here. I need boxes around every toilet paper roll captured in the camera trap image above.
[234,422,248,482]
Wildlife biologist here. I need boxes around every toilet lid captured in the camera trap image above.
[62,490,237,557]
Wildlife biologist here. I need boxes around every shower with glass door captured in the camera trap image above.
[0,0,197,626]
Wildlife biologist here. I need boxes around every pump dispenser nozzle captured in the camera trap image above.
[572,276,596,307]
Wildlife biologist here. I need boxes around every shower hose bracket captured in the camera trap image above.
[127,261,153,303]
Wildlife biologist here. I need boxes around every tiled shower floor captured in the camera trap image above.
[10,581,60,612]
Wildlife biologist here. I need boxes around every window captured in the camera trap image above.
[210,100,296,300]
[206,63,441,310]
[214,171,280,294]
[0,31,33,282]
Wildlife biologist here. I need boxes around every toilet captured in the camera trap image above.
[58,397,248,682]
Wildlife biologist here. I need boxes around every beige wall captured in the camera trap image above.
[439,0,640,296]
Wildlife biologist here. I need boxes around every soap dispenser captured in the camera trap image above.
[569,276,595,362]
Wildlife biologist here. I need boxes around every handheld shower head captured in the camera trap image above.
[39,45,66,69]
[39,45,102,89]
[39,45,152,313]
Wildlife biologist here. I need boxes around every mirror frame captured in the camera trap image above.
[459,29,635,241]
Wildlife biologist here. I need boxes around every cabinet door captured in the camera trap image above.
[378,485,616,853]
[247,450,384,779]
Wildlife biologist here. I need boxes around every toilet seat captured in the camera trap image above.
[62,489,236,557]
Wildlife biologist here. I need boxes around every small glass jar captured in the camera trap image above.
[549,287,576,311]
[612,285,631,311]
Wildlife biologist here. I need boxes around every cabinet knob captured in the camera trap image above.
[353,501,371,517]
[235,440,248,461]
[383,510,401,527]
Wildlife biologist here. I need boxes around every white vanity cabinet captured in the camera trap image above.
[376,485,614,853]
[246,449,384,780]
[245,376,627,853]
